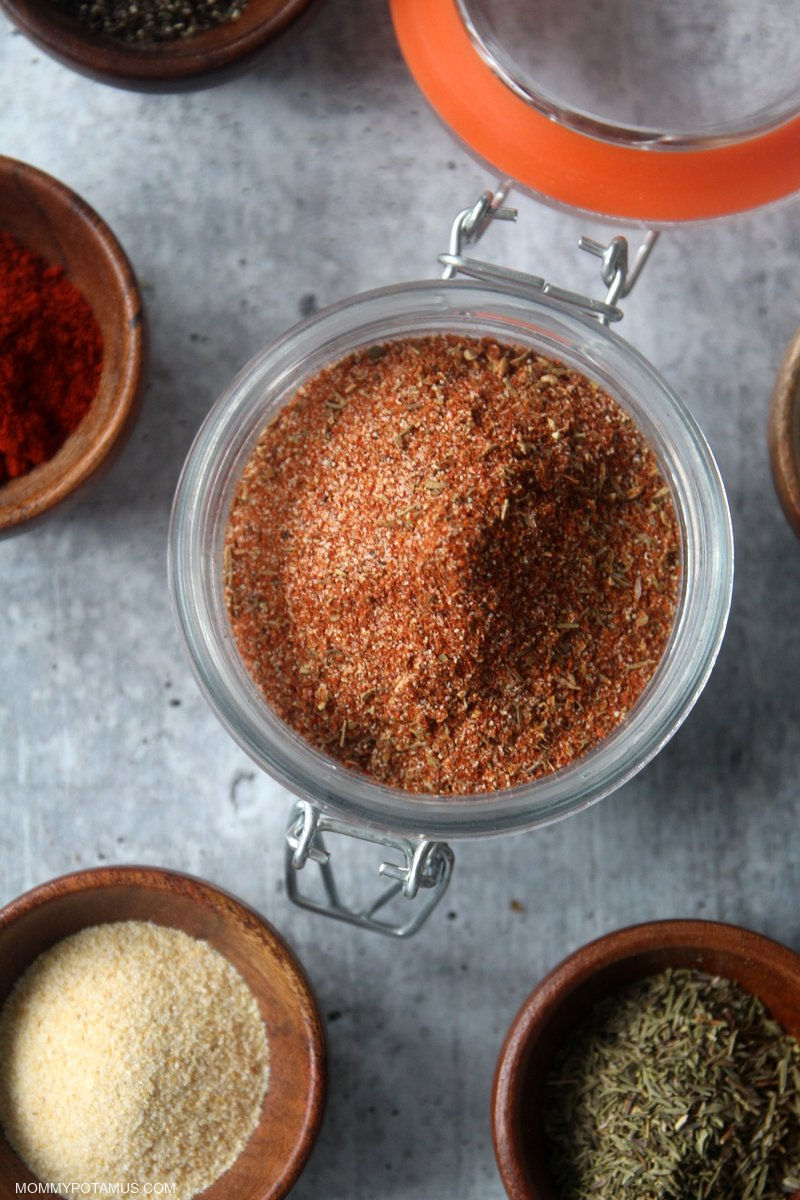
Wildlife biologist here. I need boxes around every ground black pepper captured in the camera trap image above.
[225,334,680,794]
[51,0,246,42]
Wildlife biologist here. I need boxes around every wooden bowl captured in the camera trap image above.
[0,0,316,89]
[769,328,800,539]
[492,919,800,1200]
[0,865,326,1200]
[0,157,145,536]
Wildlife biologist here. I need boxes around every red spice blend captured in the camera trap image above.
[0,232,103,486]
[225,335,680,794]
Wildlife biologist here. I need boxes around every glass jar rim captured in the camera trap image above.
[169,279,733,840]
[457,0,800,147]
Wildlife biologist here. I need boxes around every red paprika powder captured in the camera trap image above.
[0,232,103,486]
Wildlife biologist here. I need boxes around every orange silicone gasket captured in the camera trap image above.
[391,0,800,223]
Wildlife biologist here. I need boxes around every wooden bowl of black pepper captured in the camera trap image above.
[0,0,316,89]
[492,920,800,1200]
[0,156,145,536]
[0,865,326,1199]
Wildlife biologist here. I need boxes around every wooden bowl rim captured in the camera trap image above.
[491,918,800,1200]
[0,864,326,1200]
[0,0,314,82]
[0,155,145,532]
[768,327,800,539]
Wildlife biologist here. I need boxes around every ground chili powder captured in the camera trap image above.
[225,334,680,795]
[0,232,103,486]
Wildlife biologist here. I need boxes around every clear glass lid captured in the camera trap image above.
[390,0,800,222]
[460,0,799,144]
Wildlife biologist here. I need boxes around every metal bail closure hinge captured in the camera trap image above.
[438,182,659,325]
[285,799,454,938]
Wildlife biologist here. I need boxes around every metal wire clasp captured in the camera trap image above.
[578,231,660,311]
[439,182,659,324]
[285,800,454,938]
[441,180,518,275]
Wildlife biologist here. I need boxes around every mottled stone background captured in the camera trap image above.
[1,2,799,1196]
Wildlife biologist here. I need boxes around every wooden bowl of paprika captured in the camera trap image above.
[492,920,800,1200]
[0,156,145,536]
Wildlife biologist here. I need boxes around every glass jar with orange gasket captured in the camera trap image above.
[171,1,800,936]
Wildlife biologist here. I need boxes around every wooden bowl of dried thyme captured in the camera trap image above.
[492,920,800,1200]
[0,0,315,88]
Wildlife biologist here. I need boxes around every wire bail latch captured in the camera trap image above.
[285,800,454,938]
[439,182,659,325]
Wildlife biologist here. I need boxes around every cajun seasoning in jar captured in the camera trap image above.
[224,334,680,795]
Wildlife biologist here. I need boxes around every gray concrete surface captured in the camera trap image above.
[1,2,799,1197]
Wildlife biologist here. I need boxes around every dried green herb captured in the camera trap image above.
[544,968,800,1200]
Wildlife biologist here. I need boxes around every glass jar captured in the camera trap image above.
[171,0,796,936]
[169,274,732,934]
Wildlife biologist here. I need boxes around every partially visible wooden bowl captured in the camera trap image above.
[0,0,316,89]
[769,329,800,539]
[492,919,800,1200]
[0,866,326,1200]
[0,157,145,536]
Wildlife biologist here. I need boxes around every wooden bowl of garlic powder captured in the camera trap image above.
[0,866,326,1200]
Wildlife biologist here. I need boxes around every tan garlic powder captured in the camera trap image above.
[0,921,270,1199]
